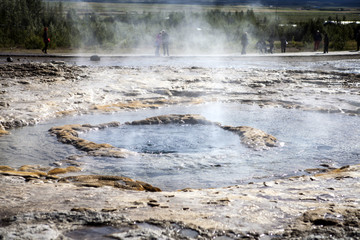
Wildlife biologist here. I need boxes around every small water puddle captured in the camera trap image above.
[64,222,203,239]
[64,225,130,240]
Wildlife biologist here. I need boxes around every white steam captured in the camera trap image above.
[68,1,270,55]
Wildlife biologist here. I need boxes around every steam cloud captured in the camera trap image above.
[68,0,277,55]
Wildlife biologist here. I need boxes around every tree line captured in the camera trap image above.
[0,0,359,52]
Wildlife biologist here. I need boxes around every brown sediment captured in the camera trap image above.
[0,124,9,136]
[18,165,48,177]
[0,165,55,179]
[49,122,135,158]
[0,129,10,136]
[48,166,82,175]
[0,170,42,178]
[127,114,217,126]
[92,100,161,111]
[221,125,277,149]
[0,166,15,171]
[59,175,161,192]
[315,164,360,179]
[55,110,78,117]
[91,98,205,112]
[0,165,161,192]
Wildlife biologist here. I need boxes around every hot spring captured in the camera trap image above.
[1,103,359,191]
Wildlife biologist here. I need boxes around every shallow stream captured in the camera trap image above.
[1,103,359,190]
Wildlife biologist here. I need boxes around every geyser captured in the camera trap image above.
[1,103,360,191]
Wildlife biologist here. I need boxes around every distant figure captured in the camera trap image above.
[280,35,287,53]
[155,31,162,56]
[42,27,49,54]
[241,32,249,55]
[268,37,274,54]
[162,30,169,56]
[323,33,329,54]
[314,30,322,51]
[356,30,360,51]
[255,39,266,54]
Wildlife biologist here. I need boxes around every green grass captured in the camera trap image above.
[50,1,360,22]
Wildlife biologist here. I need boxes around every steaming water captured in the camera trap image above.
[90,57,360,73]
[72,57,360,73]
[4,56,357,74]
[1,103,359,190]
[96,124,243,154]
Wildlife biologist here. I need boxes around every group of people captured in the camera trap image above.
[155,30,169,56]
[255,37,276,54]
[242,33,286,55]
[314,29,360,53]
[41,26,360,55]
[241,30,339,55]
[241,29,360,55]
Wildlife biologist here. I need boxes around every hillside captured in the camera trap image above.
[46,0,360,8]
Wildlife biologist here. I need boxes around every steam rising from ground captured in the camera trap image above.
[71,1,273,55]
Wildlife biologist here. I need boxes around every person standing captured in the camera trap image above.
[313,30,322,51]
[155,31,162,56]
[268,36,274,54]
[241,32,248,55]
[356,30,360,51]
[323,33,329,54]
[162,30,169,56]
[42,27,49,54]
[280,35,287,53]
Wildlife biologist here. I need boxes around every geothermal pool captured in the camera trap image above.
[1,103,359,190]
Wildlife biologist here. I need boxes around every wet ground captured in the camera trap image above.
[1,51,360,73]
[0,52,360,239]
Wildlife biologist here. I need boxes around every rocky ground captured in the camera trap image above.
[0,56,360,239]
[1,58,360,130]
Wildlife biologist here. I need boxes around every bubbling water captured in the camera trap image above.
[84,124,243,154]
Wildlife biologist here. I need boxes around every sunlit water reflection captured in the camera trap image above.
[1,103,359,190]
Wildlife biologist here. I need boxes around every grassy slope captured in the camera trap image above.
[55,1,360,22]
